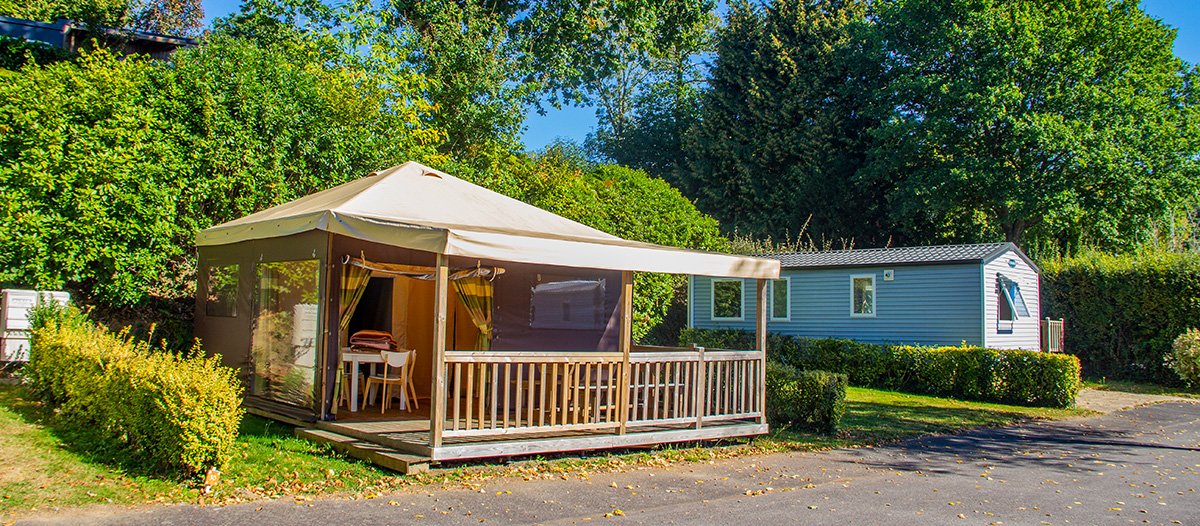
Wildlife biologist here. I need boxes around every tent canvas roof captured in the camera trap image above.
[197,162,779,279]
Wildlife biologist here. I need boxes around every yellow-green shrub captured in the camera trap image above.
[26,306,243,476]
[1168,329,1200,387]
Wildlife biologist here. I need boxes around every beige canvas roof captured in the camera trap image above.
[196,161,779,279]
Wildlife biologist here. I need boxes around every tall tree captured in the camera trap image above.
[685,0,885,244]
[0,39,442,305]
[585,12,714,184]
[229,0,719,165]
[864,0,1199,249]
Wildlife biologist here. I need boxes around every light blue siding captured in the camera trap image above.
[692,263,984,346]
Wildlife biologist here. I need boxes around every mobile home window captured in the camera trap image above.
[205,264,239,317]
[998,276,1029,320]
[851,274,875,316]
[712,279,744,320]
[771,278,790,321]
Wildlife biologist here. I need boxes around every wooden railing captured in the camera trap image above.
[628,345,763,428]
[1041,318,1065,353]
[438,346,764,441]
[441,351,624,438]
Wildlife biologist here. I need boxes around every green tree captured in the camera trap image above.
[685,0,886,245]
[863,0,1199,250]
[0,0,132,28]
[0,39,442,306]
[221,0,719,166]
[585,12,714,185]
[0,51,186,304]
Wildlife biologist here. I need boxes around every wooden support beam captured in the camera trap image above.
[429,254,450,448]
[618,271,633,434]
[319,232,335,420]
[755,278,768,425]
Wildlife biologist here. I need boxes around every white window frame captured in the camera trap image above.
[850,274,876,318]
[711,278,745,321]
[999,276,1029,320]
[770,277,791,322]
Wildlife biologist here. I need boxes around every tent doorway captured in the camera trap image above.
[339,269,480,422]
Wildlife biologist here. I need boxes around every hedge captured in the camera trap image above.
[26,305,243,476]
[1041,249,1200,384]
[681,328,1081,408]
[765,363,847,433]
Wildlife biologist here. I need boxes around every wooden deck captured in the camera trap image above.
[315,416,766,462]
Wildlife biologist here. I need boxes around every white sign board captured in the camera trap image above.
[292,303,319,368]
[1,289,70,362]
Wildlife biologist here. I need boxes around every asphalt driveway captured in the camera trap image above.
[17,400,1200,526]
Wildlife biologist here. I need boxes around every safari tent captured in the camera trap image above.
[194,161,780,465]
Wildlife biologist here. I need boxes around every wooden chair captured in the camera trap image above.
[365,350,412,413]
[340,367,366,407]
[404,351,420,411]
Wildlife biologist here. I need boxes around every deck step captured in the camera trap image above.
[296,428,431,475]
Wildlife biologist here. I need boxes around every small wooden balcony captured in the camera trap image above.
[314,345,766,463]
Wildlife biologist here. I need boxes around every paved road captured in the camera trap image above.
[18,402,1200,526]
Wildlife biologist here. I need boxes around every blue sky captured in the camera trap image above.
[201,0,1200,151]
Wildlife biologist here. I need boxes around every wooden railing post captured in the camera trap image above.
[755,279,767,424]
[618,271,633,434]
[429,254,449,448]
[693,343,705,429]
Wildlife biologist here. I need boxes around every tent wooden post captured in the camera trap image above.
[429,254,450,448]
[755,279,768,425]
[320,232,336,419]
[617,271,633,435]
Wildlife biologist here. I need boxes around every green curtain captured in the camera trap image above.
[340,263,373,332]
[454,276,494,351]
[333,263,373,413]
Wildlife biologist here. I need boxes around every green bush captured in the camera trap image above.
[765,363,847,433]
[26,305,243,476]
[1168,329,1200,387]
[1041,249,1200,384]
[0,35,76,70]
[681,328,1082,408]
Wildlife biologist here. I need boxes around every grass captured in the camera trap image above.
[0,383,1089,520]
[0,384,394,519]
[754,387,1089,451]
[1081,378,1200,398]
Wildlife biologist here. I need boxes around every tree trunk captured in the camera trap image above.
[1002,219,1027,248]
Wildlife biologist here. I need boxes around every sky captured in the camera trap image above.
[201,0,1200,152]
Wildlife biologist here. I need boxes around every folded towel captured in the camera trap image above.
[349,330,397,351]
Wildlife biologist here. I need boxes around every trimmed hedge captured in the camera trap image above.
[765,363,847,433]
[26,306,243,476]
[1042,249,1200,384]
[681,328,1081,408]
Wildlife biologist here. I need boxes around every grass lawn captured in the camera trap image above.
[0,383,1088,520]
[755,387,1089,451]
[1082,378,1200,399]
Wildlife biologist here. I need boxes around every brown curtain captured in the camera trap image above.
[333,263,373,413]
[454,276,494,351]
